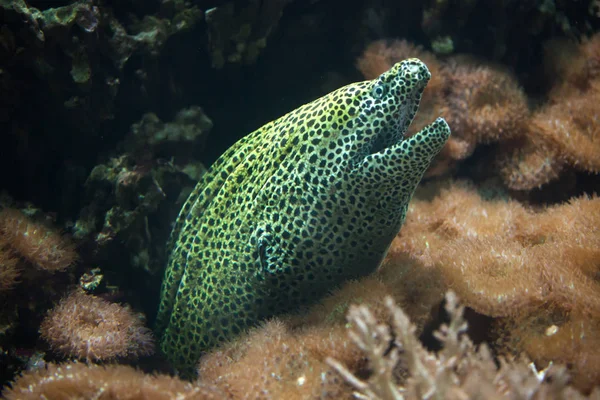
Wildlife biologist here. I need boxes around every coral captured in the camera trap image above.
[122,106,213,176]
[39,290,153,362]
[356,41,531,180]
[0,208,76,273]
[3,361,227,399]
[440,57,529,150]
[0,204,79,380]
[357,36,599,189]
[204,0,289,68]
[197,262,446,399]
[327,293,597,399]
[0,246,20,292]
[393,182,600,317]
[542,38,591,91]
[543,34,600,95]
[389,181,600,391]
[497,135,564,191]
[533,81,600,174]
[581,33,600,81]
[73,107,209,277]
[498,82,600,189]
[499,34,600,190]
[198,319,356,399]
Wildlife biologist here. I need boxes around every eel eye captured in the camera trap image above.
[371,80,387,99]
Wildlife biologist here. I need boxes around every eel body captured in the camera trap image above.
[155,58,451,376]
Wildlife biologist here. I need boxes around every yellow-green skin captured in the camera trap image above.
[155,59,451,376]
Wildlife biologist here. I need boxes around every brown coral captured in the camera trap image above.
[0,208,76,272]
[3,362,227,399]
[440,57,529,153]
[533,83,600,174]
[0,245,20,291]
[499,34,600,190]
[357,40,535,181]
[499,80,600,190]
[388,181,600,390]
[198,319,355,399]
[497,135,564,190]
[40,290,154,361]
[197,266,446,400]
[393,182,600,317]
[543,34,600,97]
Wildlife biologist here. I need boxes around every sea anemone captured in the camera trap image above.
[39,290,154,361]
[0,208,76,272]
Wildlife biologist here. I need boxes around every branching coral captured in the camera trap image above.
[39,290,154,362]
[326,293,596,399]
[3,362,227,399]
[389,181,600,391]
[0,208,76,273]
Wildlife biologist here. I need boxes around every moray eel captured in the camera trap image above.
[156,58,450,376]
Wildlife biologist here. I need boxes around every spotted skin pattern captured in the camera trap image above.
[155,58,451,376]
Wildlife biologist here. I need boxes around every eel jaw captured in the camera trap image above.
[356,117,451,194]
